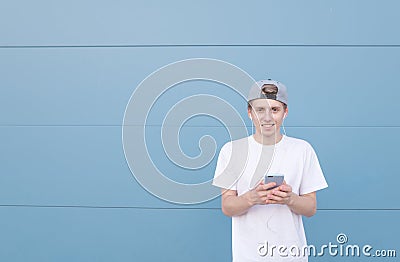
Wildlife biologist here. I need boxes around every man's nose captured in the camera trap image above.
[261,111,273,121]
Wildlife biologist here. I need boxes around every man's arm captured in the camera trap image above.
[221,182,277,217]
[267,184,317,217]
[221,182,317,218]
[286,192,316,217]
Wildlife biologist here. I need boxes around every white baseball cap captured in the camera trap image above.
[247,79,288,105]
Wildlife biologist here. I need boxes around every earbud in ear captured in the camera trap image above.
[249,115,253,120]
[283,113,287,119]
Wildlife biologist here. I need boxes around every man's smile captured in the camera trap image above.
[261,123,275,127]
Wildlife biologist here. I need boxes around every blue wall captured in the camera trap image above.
[1,1,399,261]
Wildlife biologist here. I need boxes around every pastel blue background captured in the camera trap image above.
[1,0,399,261]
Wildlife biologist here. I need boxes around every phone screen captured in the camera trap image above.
[264,175,284,189]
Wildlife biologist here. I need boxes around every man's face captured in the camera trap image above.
[248,99,287,139]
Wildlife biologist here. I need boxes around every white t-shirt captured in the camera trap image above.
[213,135,328,262]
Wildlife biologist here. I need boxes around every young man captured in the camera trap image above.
[213,79,328,261]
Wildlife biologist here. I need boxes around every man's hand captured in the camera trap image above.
[221,180,278,217]
[221,181,317,217]
[244,181,278,206]
[266,181,317,217]
[266,182,294,205]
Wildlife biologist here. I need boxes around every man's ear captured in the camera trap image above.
[248,107,253,120]
[283,108,288,119]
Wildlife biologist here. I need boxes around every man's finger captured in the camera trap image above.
[267,194,283,202]
[272,190,287,198]
[278,184,292,192]
[263,182,276,190]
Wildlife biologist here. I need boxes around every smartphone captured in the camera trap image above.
[264,175,284,189]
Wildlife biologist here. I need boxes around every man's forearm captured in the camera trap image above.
[222,194,254,217]
[286,193,316,217]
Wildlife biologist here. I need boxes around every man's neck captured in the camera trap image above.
[253,133,283,145]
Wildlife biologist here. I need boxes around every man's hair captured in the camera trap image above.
[247,84,288,110]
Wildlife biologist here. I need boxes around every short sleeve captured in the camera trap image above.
[299,143,328,195]
[212,142,237,191]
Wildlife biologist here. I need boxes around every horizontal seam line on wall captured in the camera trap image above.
[1,125,400,128]
[0,205,399,211]
[1,44,400,49]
